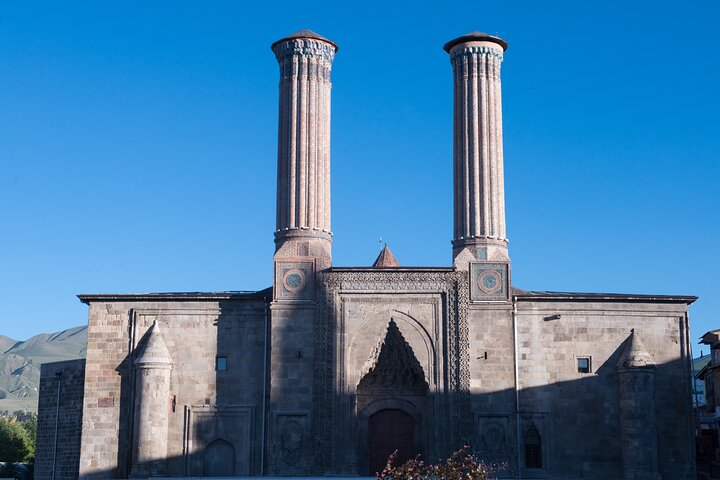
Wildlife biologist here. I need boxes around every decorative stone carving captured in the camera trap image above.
[358,319,429,395]
[313,270,472,469]
[280,419,304,466]
[274,260,315,302]
[469,262,510,302]
[269,413,310,475]
[476,416,511,469]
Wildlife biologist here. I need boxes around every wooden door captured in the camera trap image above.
[368,409,415,475]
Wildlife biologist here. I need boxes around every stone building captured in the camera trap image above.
[695,330,720,474]
[36,31,697,479]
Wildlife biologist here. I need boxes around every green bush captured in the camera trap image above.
[0,417,33,463]
[377,446,500,480]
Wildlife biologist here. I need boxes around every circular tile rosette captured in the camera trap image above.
[477,270,502,294]
[282,269,307,293]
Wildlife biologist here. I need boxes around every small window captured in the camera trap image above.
[524,423,543,469]
[577,357,591,374]
[525,444,542,469]
[216,356,227,371]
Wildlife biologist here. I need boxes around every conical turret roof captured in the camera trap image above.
[372,245,400,268]
[134,321,173,368]
[616,330,655,369]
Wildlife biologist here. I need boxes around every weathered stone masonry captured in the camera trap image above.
[37,30,697,480]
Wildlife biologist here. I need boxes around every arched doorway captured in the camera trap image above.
[368,409,415,475]
[203,438,235,477]
[358,320,429,475]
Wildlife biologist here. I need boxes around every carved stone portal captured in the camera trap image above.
[357,320,429,474]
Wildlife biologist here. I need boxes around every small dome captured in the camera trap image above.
[444,32,508,53]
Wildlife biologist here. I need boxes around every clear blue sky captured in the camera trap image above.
[1,1,718,349]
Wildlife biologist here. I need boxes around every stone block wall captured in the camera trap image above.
[515,299,694,479]
[78,301,132,478]
[36,359,86,480]
[77,295,267,478]
[42,287,693,479]
[467,305,517,471]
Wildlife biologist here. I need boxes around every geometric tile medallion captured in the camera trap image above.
[275,260,315,301]
[469,262,510,302]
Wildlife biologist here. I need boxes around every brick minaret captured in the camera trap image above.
[272,30,337,267]
[445,33,509,268]
[269,30,338,475]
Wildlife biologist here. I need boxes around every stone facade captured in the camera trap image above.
[38,30,697,479]
[514,297,694,479]
[74,294,269,478]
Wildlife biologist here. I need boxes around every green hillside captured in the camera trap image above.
[0,326,87,413]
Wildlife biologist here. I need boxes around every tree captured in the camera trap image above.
[0,417,33,462]
[20,416,37,449]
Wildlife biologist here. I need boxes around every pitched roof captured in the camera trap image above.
[372,245,400,268]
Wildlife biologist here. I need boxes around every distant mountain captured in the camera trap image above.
[0,326,87,413]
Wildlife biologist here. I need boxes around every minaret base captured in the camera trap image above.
[452,239,509,271]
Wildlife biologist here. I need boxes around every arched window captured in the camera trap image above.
[524,423,542,469]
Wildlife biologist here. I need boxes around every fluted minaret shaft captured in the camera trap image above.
[445,33,509,263]
[272,32,336,255]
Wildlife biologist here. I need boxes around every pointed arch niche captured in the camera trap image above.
[203,438,235,477]
[355,318,430,475]
[331,294,448,475]
[347,309,438,394]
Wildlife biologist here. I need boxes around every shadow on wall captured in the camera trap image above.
[80,314,693,480]
[80,296,268,479]
[317,334,693,479]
